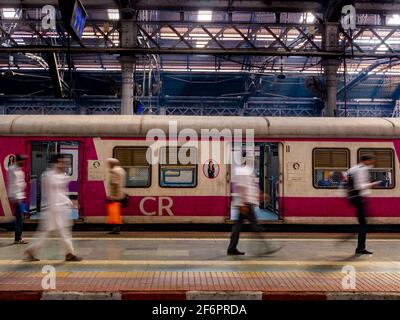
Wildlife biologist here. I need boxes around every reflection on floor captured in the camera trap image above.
[231,207,278,221]
[29,209,80,220]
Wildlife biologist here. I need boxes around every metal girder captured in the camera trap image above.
[337,58,400,96]
[2,18,400,58]
[0,1,323,12]
[1,0,400,14]
[3,46,400,58]
[0,96,394,117]
[46,52,64,98]
[1,1,400,15]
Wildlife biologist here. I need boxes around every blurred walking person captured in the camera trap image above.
[227,151,280,256]
[24,154,81,262]
[106,158,126,235]
[7,154,28,244]
[347,155,381,255]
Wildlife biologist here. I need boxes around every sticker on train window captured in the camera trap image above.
[203,159,220,179]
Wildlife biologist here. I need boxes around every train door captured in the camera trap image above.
[230,142,280,221]
[28,141,80,220]
[258,143,280,219]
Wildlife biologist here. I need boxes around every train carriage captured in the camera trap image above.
[0,115,399,225]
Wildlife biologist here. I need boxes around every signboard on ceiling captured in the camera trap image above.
[59,0,88,41]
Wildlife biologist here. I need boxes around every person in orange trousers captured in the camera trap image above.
[106,158,126,235]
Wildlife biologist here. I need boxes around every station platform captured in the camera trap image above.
[0,231,399,300]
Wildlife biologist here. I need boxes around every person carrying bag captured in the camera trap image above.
[106,158,127,234]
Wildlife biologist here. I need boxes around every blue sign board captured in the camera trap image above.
[70,0,87,40]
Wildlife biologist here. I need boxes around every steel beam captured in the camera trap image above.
[3,46,400,58]
[1,0,399,14]
[0,1,323,12]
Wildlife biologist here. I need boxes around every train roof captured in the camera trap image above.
[0,115,399,138]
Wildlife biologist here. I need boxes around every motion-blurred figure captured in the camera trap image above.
[7,154,28,244]
[106,158,126,235]
[24,154,81,262]
[347,155,381,255]
[227,151,280,256]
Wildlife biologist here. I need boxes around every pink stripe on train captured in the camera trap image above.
[83,195,230,217]
[282,197,400,217]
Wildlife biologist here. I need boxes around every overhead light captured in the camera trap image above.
[376,44,389,52]
[300,12,315,24]
[197,10,212,22]
[14,38,25,45]
[2,8,20,19]
[387,14,400,25]
[107,9,120,21]
[195,41,208,48]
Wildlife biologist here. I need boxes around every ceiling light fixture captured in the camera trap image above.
[197,10,212,22]
[107,9,120,21]
[2,8,20,19]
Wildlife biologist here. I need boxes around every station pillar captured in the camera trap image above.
[119,15,138,115]
[323,59,340,117]
[120,56,135,115]
[322,22,341,117]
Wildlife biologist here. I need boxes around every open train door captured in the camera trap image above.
[28,140,81,220]
[257,143,281,221]
[278,142,285,221]
[230,142,281,221]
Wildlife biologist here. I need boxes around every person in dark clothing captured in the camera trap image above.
[348,155,382,255]
[7,154,28,244]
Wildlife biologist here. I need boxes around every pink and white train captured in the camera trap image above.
[0,115,399,224]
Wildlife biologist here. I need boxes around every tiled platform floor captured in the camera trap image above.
[0,232,399,299]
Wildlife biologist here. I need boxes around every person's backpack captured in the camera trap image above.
[347,171,360,205]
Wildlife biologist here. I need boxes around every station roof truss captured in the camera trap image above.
[0,0,400,117]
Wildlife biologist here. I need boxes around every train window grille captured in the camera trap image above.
[358,148,395,189]
[313,148,350,189]
[159,147,197,188]
[113,147,151,188]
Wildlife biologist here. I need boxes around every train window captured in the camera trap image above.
[159,147,197,188]
[113,147,151,187]
[313,148,349,189]
[358,148,395,189]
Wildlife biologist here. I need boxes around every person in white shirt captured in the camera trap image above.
[7,154,27,244]
[347,155,381,255]
[227,151,280,256]
[24,154,82,262]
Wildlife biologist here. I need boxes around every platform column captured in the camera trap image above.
[322,22,340,117]
[119,12,138,115]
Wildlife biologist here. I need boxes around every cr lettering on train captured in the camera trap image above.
[139,196,174,216]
